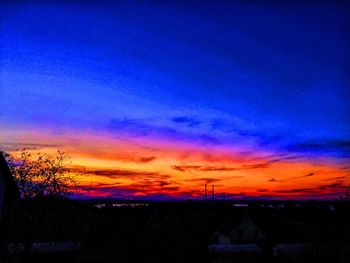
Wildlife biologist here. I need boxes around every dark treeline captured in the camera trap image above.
[4,199,350,263]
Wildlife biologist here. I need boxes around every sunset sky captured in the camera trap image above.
[1,1,349,200]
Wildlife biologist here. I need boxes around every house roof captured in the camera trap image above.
[0,152,20,200]
[273,243,311,252]
[32,242,80,252]
[8,242,80,253]
[208,244,261,253]
[215,213,248,236]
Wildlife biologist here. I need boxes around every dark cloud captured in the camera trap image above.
[176,189,203,197]
[117,177,180,192]
[72,167,169,180]
[210,119,229,131]
[156,180,172,187]
[90,186,139,198]
[171,163,270,172]
[286,139,350,158]
[241,153,300,168]
[198,166,239,172]
[108,118,177,137]
[324,176,346,181]
[171,165,202,172]
[331,140,350,148]
[301,172,314,177]
[268,178,276,182]
[185,178,222,184]
[266,155,299,163]
[171,116,202,127]
[88,169,158,178]
[161,186,180,191]
[107,118,220,145]
[275,188,314,194]
[250,194,284,200]
[138,156,156,163]
[236,130,283,146]
[175,154,297,175]
[93,182,121,187]
[198,134,221,145]
[208,120,283,147]
[242,163,270,169]
[81,179,181,199]
[318,182,348,190]
[302,192,345,199]
[292,172,315,179]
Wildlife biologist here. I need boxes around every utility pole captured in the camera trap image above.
[212,184,215,200]
[89,176,92,201]
[205,184,207,201]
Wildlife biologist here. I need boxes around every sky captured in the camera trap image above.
[0,0,349,200]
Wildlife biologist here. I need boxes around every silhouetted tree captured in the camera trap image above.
[1,149,77,199]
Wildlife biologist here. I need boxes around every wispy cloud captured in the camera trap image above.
[107,118,221,146]
[292,172,315,179]
[72,167,169,180]
[171,162,271,173]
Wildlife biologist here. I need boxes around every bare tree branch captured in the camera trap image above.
[2,149,78,199]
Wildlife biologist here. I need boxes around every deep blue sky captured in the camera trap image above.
[1,0,349,158]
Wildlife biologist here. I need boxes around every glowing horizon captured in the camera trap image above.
[2,125,349,200]
[1,1,349,200]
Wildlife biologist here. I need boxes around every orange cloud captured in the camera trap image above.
[2,127,349,200]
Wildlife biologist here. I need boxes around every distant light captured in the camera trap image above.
[233,204,248,207]
[94,203,149,208]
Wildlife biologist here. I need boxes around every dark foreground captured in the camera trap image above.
[1,199,350,263]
